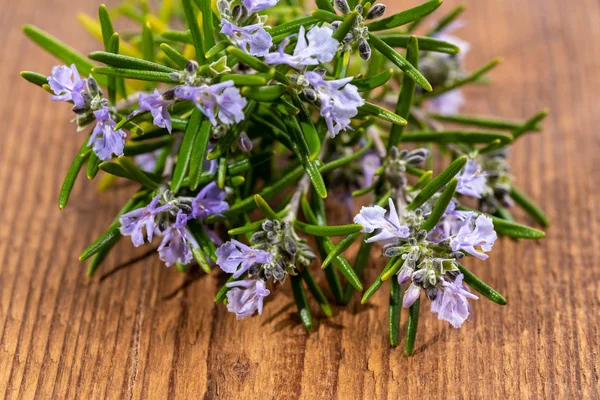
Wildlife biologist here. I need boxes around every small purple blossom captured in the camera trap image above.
[175,81,247,126]
[48,64,86,107]
[430,274,478,328]
[88,107,126,161]
[362,151,381,187]
[221,19,273,57]
[136,89,173,133]
[242,0,278,13]
[402,283,421,307]
[264,25,338,68]
[450,213,497,260]
[427,89,465,115]
[119,194,172,247]
[157,212,199,267]
[192,181,229,219]
[456,159,487,198]
[135,150,161,172]
[354,198,410,243]
[305,71,365,137]
[216,239,271,278]
[226,279,270,319]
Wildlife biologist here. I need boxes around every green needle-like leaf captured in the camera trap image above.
[301,268,333,317]
[492,216,545,239]
[425,3,466,36]
[513,109,548,140]
[457,263,506,305]
[182,0,205,63]
[86,152,101,180]
[188,118,212,190]
[118,156,160,189]
[160,43,189,69]
[428,113,540,131]
[408,156,467,210]
[368,33,431,91]
[332,10,360,42]
[218,73,269,86]
[380,34,459,54]
[198,0,216,53]
[123,136,173,156]
[141,22,155,61]
[361,257,402,304]
[359,102,407,126]
[315,0,335,13]
[89,51,177,73]
[86,242,116,277]
[389,278,403,347]
[269,16,320,37]
[59,138,90,210]
[291,275,313,331]
[389,35,418,149]
[405,298,420,355]
[510,185,550,227]
[321,232,361,269]
[92,67,176,83]
[400,130,513,144]
[227,47,289,84]
[311,9,342,23]
[161,30,193,44]
[366,0,443,31]
[98,4,115,50]
[352,68,394,91]
[172,109,203,193]
[421,178,458,231]
[20,71,48,87]
[254,194,279,219]
[241,85,287,101]
[294,221,363,236]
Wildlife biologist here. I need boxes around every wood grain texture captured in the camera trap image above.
[1,0,599,398]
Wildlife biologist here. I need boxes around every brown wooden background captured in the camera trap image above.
[1,0,599,398]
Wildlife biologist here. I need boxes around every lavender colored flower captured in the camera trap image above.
[157,212,199,267]
[242,0,278,13]
[354,198,410,243]
[136,89,173,133]
[175,81,247,126]
[192,181,229,219]
[48,64,86,107]
[119,194,172,247]
[305,71,365,137]
[264,25,339,68]
[456,158,487,198]
[402,283,421,307]
[362,151,381,187]
[226,279,270,319]
[427,89,465,115]
[450,213,497,260]
[430,274,478,328]
[135,150,161,172]
[88,107,127,161]
[221,19,272,57]
[216,239,271,278]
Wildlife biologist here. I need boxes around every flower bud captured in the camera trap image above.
[237,132,253,152]
[359,38,372,60]
[284,236,297,255]
[334,0,351,14]
[426,286,438,301]
[366,4,386,19]
[330,21,341,30]
[87,77,101,97]
[303,88,318,102]
[402,283,421,307]
[397,266,413,284]
[186,60,199,74]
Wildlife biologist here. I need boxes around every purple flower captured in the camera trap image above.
[136,89,173,133]
[119,194,172,247]
[192,181,229,219]
[157,212,199,267]
[175,81,247,126]
[216,239,271,278]
[221,19,272,57]
[226,279,270,319]
[88,107,127,161]
[242,0,278,13]
[427,89,465,115]
[305,71,365,137]
[264,25,338,68]
[456,158,487,198]
[449,213,497,260]
[430,274,478,328]
[354,198,410,243]
[135,150,161,172]
[362,151,381,187]
[402,283,421,307]
[48,64,86,107]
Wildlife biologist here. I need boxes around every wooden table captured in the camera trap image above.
[1,0,598,398]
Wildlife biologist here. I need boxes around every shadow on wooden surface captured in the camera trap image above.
[0,0,599,398]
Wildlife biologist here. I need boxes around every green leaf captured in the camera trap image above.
[366,0,443,31]
[311,9,342,23]
[491,214,546,239]
[269,16,320,37]
[291,275,313,331]
[89,51,177,73]
[205,42,228,59]
[59,138,90,210]
[188,118,212,190]
[92,66,175,83]
[217,157,227,188]
[321,232,361,269]
[254,194,279,219]
[425,3,466,36]
[421,178,458,231]
[389,278,402,347]
[118,156,160,189]
[123,136,173,156]
[20,71,48,87]
[332,10,360,42]
[301,268,333,317]
[315,0,335,13]
[86,152,101,180]
[408,156,467,210]
[86,241,116,277]
[23,25,107,87]
[428,113,539,131]
[457,263,506,305]
[380,34,459,54]
[161,30,193,44]
[198,0,216,53]
[413,170,433,189]
[359,102,407,126]
[361,257,401,304]
[513,109,548,139]
[294,221,363,237]
[400,130,513,144]
[226,46,289,84]
[388,35,418,149]
[160,43,189,69]
[182,0,205,63]
[368,33,431,91]
[98,4,115,50]
[352,68,394,91]
[241,85,287,101]
[172,109,203,193]
[510,185,550,227]
[106,34,120,105]
[405,298,420,355]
